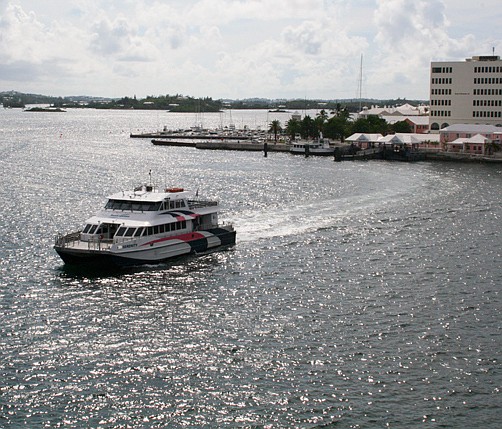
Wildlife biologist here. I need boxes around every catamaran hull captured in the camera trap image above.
[55,228,236,268]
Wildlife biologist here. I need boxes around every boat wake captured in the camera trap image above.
[231,191,395,243]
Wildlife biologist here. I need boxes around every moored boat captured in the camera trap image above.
[289,132,335,156]
[289,139,334,156]
[54,183,236,267]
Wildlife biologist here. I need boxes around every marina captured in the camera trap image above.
[131,126,268,141]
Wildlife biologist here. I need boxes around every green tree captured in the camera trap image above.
[315,109,329,135]
[391,120,412,133]
[269,120,282,142]
[301,115,317,139]
[324,115,349,141]
[350,115,389,135]
[285,118,301,140]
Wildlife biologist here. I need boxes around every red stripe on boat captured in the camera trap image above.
[142,232,206,246]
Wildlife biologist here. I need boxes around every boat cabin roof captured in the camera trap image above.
[108,185,188,203]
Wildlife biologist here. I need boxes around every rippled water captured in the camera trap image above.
[1,108,501,428]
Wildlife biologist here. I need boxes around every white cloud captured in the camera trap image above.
[0,0,500,99]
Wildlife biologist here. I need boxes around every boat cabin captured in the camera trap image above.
[78,186,218,243]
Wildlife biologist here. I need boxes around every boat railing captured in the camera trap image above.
[188,199,218,209]
[55,232,113,251]
[55,231,81,247]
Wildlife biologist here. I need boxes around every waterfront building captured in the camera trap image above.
[444,134,493,155]
[429,55,502,130]
[380,115,430,134]
[345,132,439,150]
[358,103,430,133]
[345,133,384,149]
[439,123,502,153]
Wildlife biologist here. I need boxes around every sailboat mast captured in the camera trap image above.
[358,54,363,112]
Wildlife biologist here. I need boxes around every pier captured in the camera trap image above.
[151,138,289,152]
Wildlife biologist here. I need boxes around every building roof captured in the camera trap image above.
[359,103,428,117]
[346,132,439,144]
[378,134,423,145]
[450,134,492,144]
[440,124,502,133]
[403,133,439,143]
[345,133,384,142]
[381,115,430,125]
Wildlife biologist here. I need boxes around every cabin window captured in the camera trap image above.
[124,228,136,237]
[134,227,144,237]
[89,225,98,234]
[97,225,105,234]
[106,200,162,211]
[83,224,92,233]
[154,225,160,234]
[116,227,127,236]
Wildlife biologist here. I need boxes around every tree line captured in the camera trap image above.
[2,91,424,115]
[268,109,412,142]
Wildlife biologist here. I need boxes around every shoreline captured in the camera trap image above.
[147,138,502,163]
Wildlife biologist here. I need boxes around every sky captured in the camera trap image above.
[0,0,500,100]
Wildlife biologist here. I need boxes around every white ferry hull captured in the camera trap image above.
[55,227,236,268]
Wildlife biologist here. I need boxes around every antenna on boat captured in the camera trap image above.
[149,169,152,185]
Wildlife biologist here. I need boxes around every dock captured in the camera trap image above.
[196,141,289,152]
[151,139,197,147]
[151,138,289,152]
[335,145,426,162]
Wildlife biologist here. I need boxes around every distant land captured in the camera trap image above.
[1,90,427,113]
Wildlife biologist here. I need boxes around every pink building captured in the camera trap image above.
[445,134,493,155]
[440,124,502,155]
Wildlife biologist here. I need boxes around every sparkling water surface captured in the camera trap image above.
[1,108,501,428]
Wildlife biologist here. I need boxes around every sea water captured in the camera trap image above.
[0,108,501,428]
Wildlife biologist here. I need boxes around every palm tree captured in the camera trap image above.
[301,115,317,139]
[315,109,329,135]
[269,120,282,143]
[285,118,301,140]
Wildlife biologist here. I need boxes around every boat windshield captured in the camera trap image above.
[105,199,162,211]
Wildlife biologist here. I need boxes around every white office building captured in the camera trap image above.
[429,55,502,131]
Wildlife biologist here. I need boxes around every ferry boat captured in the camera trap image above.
[54,184,236,267]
